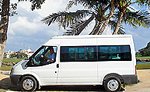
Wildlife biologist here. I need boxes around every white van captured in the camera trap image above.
[10,35,138,91]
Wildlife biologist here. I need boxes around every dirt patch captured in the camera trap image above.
[126,69,150,92]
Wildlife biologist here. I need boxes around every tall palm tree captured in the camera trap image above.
[0,0,10,67]
[0,0,17,67]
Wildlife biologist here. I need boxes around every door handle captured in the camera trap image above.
[56,64,59,68]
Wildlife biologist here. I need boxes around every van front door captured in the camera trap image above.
[27,46,58,85]
[57,46,98,84]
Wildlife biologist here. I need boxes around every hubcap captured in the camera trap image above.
[107,79,119,91]
[23,79,34,90]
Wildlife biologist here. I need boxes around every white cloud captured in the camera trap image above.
[34,0,68,17]
[10,16,40,36]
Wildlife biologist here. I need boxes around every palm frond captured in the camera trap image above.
[136,0,150,6]
[109,20,125,34]
[18,0,45,10]
[117,26,125,34]
[89,21,103,35]
[64,13,95,35]
[123,11,150,28]
[42,10,92,29]
[66,0,110,10]
[66,0,76,10]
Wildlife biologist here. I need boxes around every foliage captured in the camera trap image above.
[139,42,150,56]
[136,52,142,57]
[9,52,28,59]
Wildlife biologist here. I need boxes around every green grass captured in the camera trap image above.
[0,65,12,71]
[136,63,150,69]
[136,56,150,60]
[0,58,23,71]
[2,58,23,63]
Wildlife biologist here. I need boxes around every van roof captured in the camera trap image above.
[44,35,133,46]
[52,35,132,39]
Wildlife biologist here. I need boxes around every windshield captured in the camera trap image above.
[27,46,57,66]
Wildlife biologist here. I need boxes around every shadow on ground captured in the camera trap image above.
[0,77,124,92]
[0,78,105,91]
[40,85,105,91]
[0,77,18,91]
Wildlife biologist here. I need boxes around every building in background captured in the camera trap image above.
[4,48,34,59]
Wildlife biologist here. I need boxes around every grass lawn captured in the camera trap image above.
[136,63,150,69]
[0,65,12,71]
[2,58,23,63]
[0,58,23,71]
[136,56,150,60]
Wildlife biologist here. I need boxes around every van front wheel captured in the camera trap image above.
[103,77,121,92]
[20,76,37,91]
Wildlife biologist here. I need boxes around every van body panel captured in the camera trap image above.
[28,64,58,85]
[57,62,98,84]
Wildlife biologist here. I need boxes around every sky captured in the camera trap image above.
[6,0,150,52]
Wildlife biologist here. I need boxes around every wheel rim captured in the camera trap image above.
[22,79,34,90]
[107,79,119,91]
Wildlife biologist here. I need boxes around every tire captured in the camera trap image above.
[103,77,121,92]
[20,76,38,91]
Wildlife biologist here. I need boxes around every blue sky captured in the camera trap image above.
[6,0,150,52]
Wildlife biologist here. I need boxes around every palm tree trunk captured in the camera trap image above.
[0,0,10,67]
[97,0,115,35]
[112,12,124,34]
[0,41,6,66]
[89,21,102,35]
[97,18,111,35]
[75,13,95,35]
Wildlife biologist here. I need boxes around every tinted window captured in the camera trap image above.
[60,46,97,62]
[98,45,131,61]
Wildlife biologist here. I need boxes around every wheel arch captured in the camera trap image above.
[103,73,124,85]
[19,74,41,89]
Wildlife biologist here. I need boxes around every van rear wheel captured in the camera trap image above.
[103,77,121,92]
[20,76,37,91]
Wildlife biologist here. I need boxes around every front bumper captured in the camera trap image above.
[10,75,21,86]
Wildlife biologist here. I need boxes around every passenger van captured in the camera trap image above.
[10,35,138,91]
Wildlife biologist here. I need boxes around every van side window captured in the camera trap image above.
[98,45,131,61]
[60,46,97,62]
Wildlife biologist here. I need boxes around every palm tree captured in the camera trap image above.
[41,0,119,35]
[112,0,150,34]
[0,0,17,67]
[22,0,150,35]
[0,0,10,67]
[42,0,150,35]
